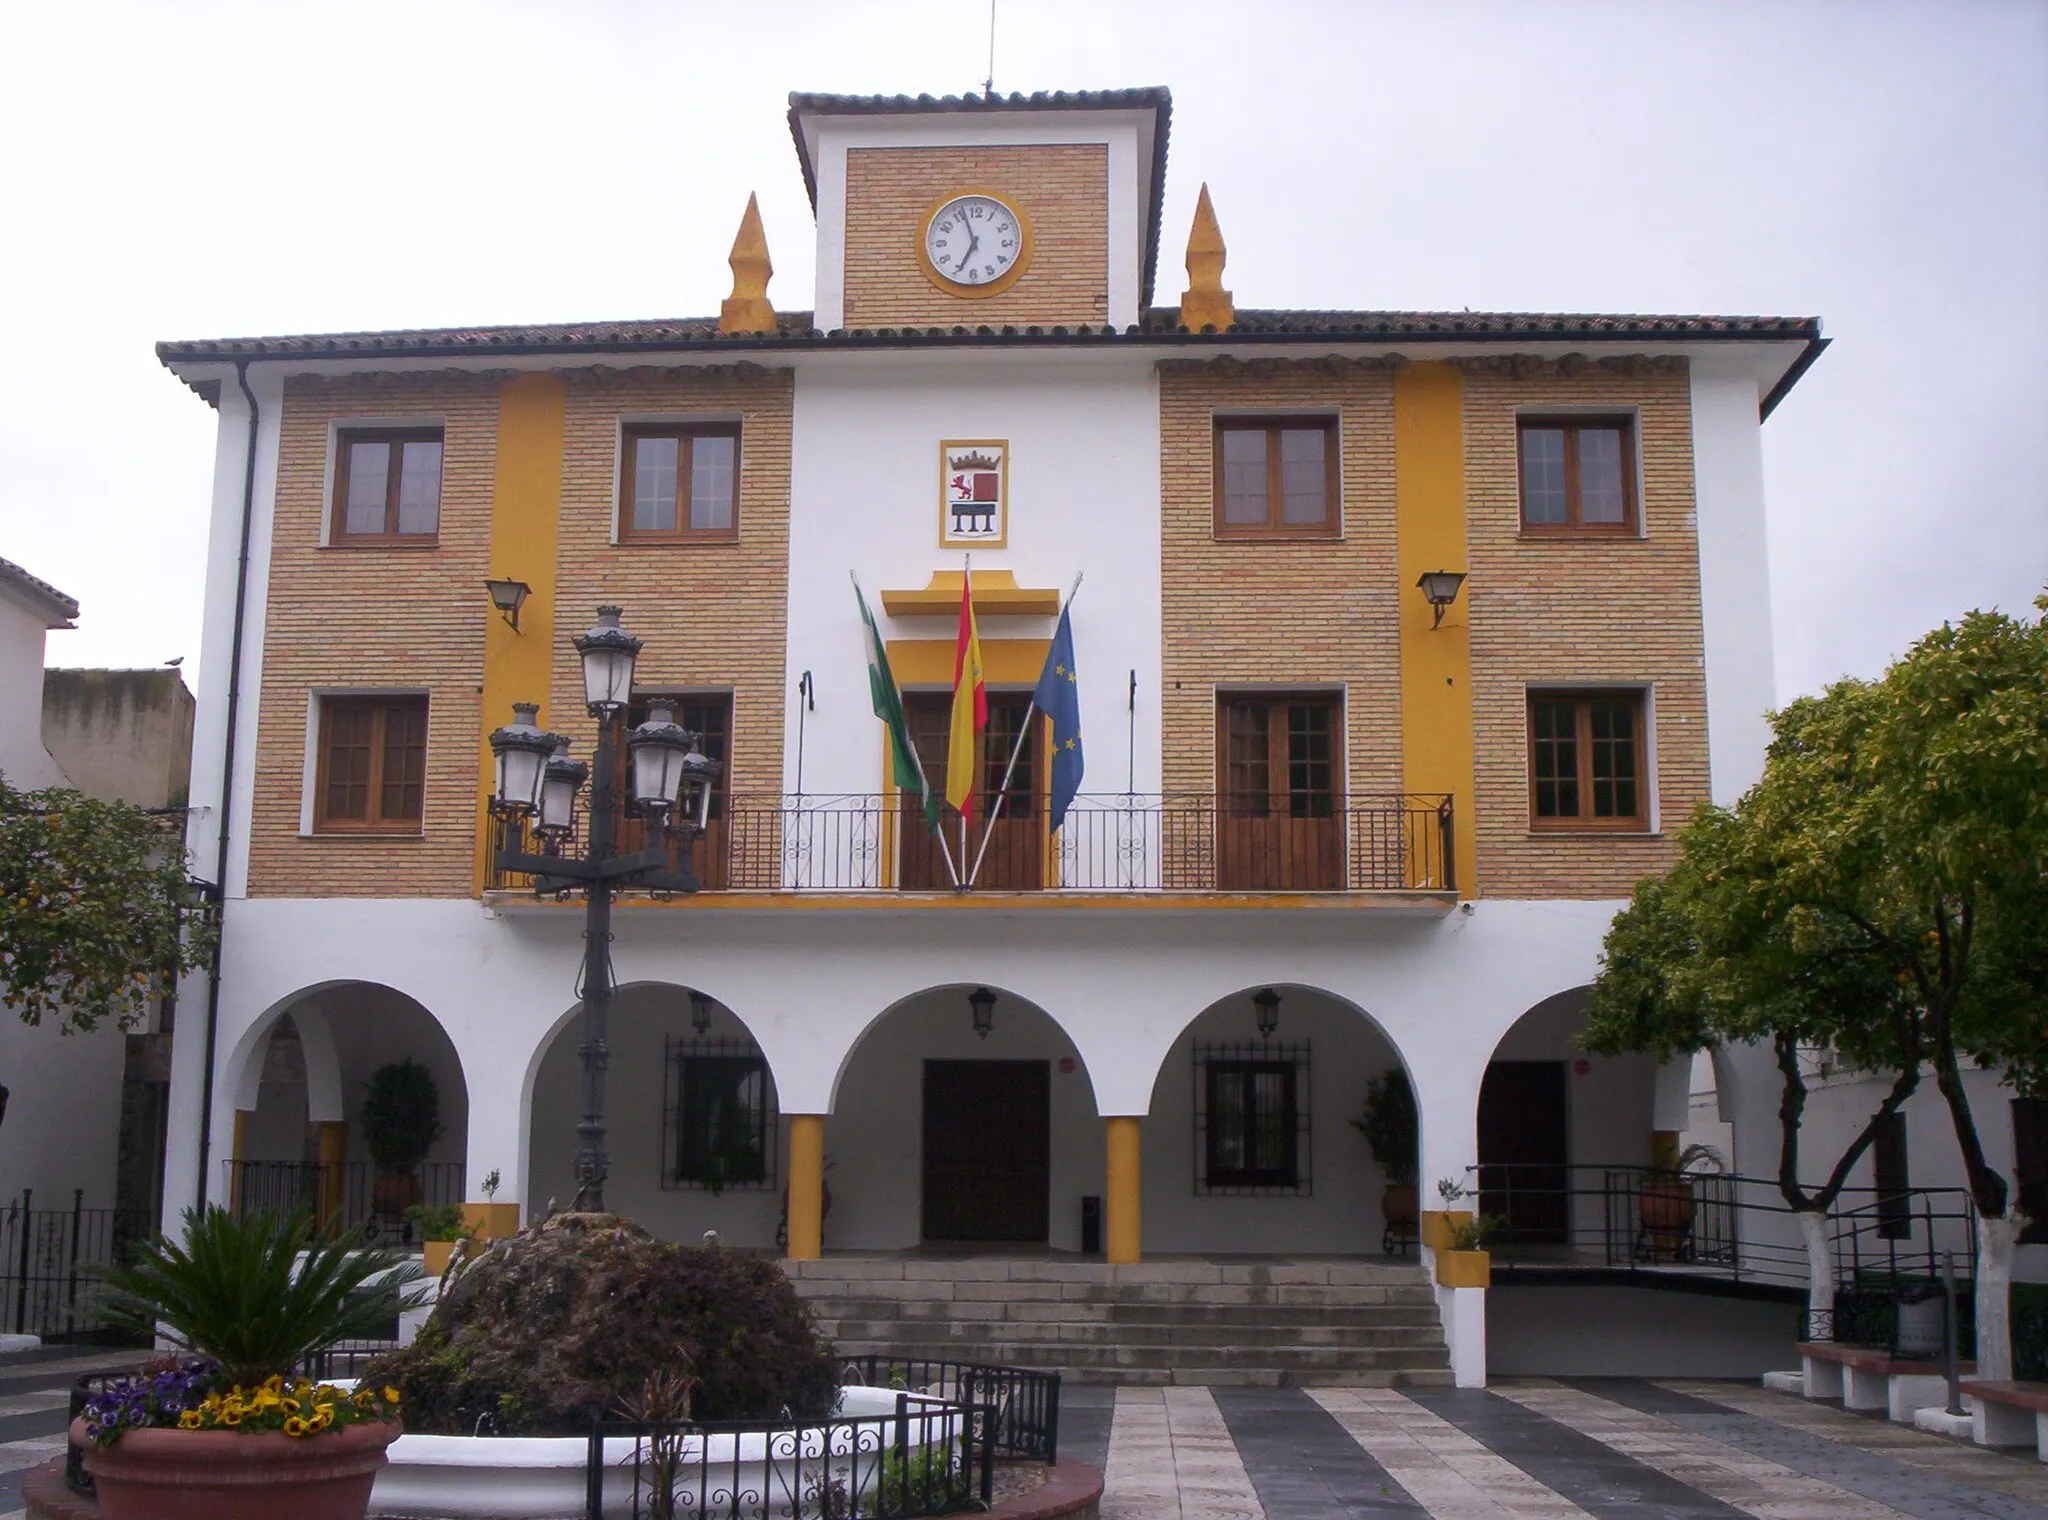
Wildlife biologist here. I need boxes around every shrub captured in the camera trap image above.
[361,1059,441,1176]
[363,1212,836,1435]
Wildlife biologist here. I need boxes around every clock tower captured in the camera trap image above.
[788,89,1170,333]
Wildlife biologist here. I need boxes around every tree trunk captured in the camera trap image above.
[1797,1209,1834,1340]
[1974,1214,2019,1383]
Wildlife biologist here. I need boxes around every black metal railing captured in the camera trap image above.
[837,1355,1060,1464]
[0,1191,155,1340]
[490,792,1456,896]
[218,1160,466,1243]
[589,1395,997,1520]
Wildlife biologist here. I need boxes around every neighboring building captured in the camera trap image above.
[154,87,1843,1380]
[0,558,194,1250]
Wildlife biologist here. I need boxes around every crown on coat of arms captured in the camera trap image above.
[950,450,1000,470]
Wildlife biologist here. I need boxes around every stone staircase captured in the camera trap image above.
[782,1256,1452,1387]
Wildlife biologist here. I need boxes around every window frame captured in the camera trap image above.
[312,694,429,836]
[619,421,743,544]
[1525,688,1649,832]
[662,1035,777,1192]
[1211,415,1340,539]
[1193,1039,1313,1196]
[1515,414,1639,536]
[329,426,445,546]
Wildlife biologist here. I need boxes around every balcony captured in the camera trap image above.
[486,793,1455,900]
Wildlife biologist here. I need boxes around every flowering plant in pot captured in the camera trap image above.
[76,1204,427,1520]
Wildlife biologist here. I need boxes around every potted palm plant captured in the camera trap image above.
[361,1059,441,1218]
[76,1205,427,1520]
[1351,1069,1419,1242]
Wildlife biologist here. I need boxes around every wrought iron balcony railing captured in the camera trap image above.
[487,792,1455,896]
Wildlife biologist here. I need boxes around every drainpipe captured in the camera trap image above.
[193,359,262,1210]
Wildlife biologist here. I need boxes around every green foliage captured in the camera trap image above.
[0,777,215,1034]
[1585,596,2048,1220]
[361,1059,442,1175]
[94,1206,427,1391]
[364,1212,836,1435]
[1648,1143,1725,1182]
[1447,1214,1504,1251]
[1351,1068,1418,1186]
[874,1438,978,1514]
[405,1203,468,1242]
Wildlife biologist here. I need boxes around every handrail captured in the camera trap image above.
[487,791,1457,896]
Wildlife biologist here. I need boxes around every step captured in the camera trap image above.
[806,1299,1443,1328]
[819,1320,1444,1351]
[783,1258,1429,1288]
[791,1279,1441,1309]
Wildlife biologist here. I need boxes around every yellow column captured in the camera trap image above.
[786,1116,827,1261]
[315,1121,347,1233]
[475,374,566,892]
[1105,1117,1142,1264]
[1393,362,1478,898]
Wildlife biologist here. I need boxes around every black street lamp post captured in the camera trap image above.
[488,605,719,1213]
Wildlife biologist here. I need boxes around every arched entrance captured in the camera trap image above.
[828,985,1100,1252]
[1140,983,1414,1257]
[223,981,468,1242]
[1478,985,1658,1249]
[524,983,785,1247]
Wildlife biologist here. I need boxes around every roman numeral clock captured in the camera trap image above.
[920,190,1034,297]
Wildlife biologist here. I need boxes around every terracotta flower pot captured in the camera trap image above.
[372,1171,420,1217]
[1381,1183,1419,1230]
[74,1414,400,1520]
[1639,1177,1697,1260]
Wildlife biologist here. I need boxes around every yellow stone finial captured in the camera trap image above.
[719,192,776,336]
[1179,182,1233,332]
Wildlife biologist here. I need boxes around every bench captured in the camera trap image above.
[1958,1380,2048,1461]
[1796,1341,1973,1423]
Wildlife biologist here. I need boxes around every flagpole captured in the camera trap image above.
[965,573,1085,887]
[852,570,962,889]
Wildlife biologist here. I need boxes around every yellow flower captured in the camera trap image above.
[351,1391,372,1409]
[383,1387,401,1405]
[201,1394,222,1413]
[178,1410,203,1430]
[280,1397,299,1414]
[261,1375,284,1394]
[219,1409,243,1428]
[312,1407,334,1430]
[282,1416,309,1437]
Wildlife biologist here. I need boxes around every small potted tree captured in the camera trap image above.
[1352,1069,1418,1246]
[77,1206,425,1519]
[1421,1176,1475,1253]
[360,1059,440,1219]
[462,1167,519,1244]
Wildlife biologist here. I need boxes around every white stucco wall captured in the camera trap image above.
[783,352,1163,808]
[0,593,69,792]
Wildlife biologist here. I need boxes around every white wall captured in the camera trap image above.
[783,352,1163,810]
[0,592,68,791]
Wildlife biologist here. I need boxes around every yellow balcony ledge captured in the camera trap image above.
[880,570,1061,618]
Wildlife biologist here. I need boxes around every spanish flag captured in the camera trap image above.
[946,564,987,821]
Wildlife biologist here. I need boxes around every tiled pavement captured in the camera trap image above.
[2,1347,2044,1518]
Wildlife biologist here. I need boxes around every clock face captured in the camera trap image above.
[924,194,1026,289]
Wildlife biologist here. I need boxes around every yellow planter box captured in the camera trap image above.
[463,1202,521,1241]
[1435,1248,1490,1290]
[422,1239,458,1278]
[1419,1210,1473,1252]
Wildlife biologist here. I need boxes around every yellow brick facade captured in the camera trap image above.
[548,366,793,808]
[1157,358,1405,806]
[251,374,498,898]
[1460,360,1704,898]
[842,145,1108,330]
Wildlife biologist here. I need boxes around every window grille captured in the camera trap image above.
[1192,1039,1311,1195]
[661,1035,777,1192]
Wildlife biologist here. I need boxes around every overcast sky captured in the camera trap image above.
[2,0,2042,705]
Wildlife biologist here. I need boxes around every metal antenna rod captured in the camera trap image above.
[984,0,997,98]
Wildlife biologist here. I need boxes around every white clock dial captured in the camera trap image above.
[924,194,1024,288]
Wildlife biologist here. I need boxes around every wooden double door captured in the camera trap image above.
[1216,694,1344,891]
[1476,1061,1571,1244]
[899,692,1043,890]
[921,1060,1050,1243]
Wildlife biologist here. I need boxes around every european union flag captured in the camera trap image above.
[1033,606,1084,833]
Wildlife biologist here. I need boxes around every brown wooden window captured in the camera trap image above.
[1215,692,1344,889]
[621,424,740,541]
[1195,1040,1313,1195]
[331,428,443,543]
[1517,416,1636,533]
[1214,417,1338,536]
[622,693,732,888]
[1527,690,1647,829]
[315,696,427,833]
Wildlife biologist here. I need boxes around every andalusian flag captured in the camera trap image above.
[855,579,938,826]
[946,565,987,821]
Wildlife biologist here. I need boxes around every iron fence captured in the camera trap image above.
[489,792,1456,896]
[836,1355,1060,1464]
[218,1160,465,1243]
[0,1191,154,1340]
[589,1396,997,1519]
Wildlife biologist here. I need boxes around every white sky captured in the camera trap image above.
[1,0,2043,704]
